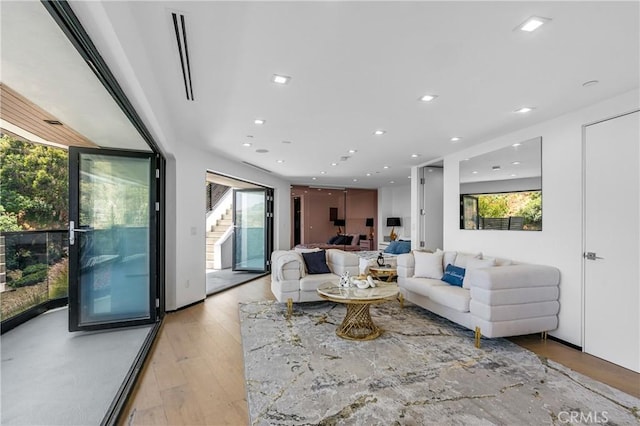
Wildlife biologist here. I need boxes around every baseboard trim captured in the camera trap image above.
[166,298,205,313]
[548,334,582,351]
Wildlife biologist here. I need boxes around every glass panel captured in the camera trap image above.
[1,230,68,321]
[78,154,150,325]
[462,196,479,230]
[459,136,542,231]
[233,190,265,271]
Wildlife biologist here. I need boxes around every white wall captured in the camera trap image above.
[442,89,639,346]
[71,3,292,311]
[167,144,291,310]
[378,184,411,243]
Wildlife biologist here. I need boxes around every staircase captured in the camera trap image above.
[206,207,233,270]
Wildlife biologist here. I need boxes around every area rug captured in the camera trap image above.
[239,300,639,425]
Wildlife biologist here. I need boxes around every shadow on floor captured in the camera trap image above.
[0,307,152,425]
[206,269,267,295]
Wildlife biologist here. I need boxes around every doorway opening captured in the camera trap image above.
[205,171,272,295]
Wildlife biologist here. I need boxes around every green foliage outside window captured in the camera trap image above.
[0,135,69,231]
[476,191,542,230]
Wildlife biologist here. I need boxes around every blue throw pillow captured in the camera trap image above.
[441,264,465,287]
[301,250,331,274]
[384,240,412,254]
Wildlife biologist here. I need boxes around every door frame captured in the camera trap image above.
[231,187,274,272]
[68,146,160,331]
[581,108,640,355]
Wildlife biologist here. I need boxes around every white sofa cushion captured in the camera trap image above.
[427,285,471,313]
[471,286,559,306]
[400,276,446,295]
[453,252,482,268]
[414,251,444,278]
[435,249,457,268]
[300,273,337,291]
[470,264,560,290]
[470,300,560,321]
[462,257,496,289]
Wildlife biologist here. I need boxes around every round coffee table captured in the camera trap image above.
[317,283,399,341]
[368,266,398,282]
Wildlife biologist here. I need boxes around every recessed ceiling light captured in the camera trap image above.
[411,154,420,158]
[582,80,599,87]
[383,165,390,169]
[472,171,478,174]
[348,149,357,154]
[419,94,438,102]
[407,176,411,179]
[512,161,521,165]
[374,130,386,136]
[492,166,501,171]
[254,119,265,125]
[515,107,535,113]
[320,171,327,174]
[512,143,522,147]
[331,162,338,166]
[511,174,517,177]
[242,142,252,147]
[282,140,292,144]
[353,179,358,182]
[450,137,461,142]
[366,173,372,177]
[312,177,317,180]
[256,149,269,153]
[271,74,291,85]
[517,16,551,32]
[276,159,284,163]
[462,158,470,161]
[389,181,395,184]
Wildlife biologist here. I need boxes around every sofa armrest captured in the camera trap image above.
[326,249,359,276]
[469,264,560,290]
[397,253,415,278]
[271,250,303,281]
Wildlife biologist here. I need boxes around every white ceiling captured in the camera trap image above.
[4,2,639,189]
[0,1,149,151]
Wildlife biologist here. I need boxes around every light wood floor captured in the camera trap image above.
[121,277,640,425]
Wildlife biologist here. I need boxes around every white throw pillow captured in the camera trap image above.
[462,257,496,289]
[436,248,457,269]
[453,252,482,268]
[414,251,444,279]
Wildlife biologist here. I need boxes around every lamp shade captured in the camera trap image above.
[386,217,401,227]
[365,218,374,227]
[333,219,345,226]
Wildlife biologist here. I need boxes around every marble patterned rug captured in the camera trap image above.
[240,301,639,425]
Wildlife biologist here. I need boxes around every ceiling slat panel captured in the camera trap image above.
[0,83,97,148]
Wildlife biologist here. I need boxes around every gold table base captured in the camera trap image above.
[336,302,381,341]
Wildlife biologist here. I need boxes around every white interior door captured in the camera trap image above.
[584,110,639,373]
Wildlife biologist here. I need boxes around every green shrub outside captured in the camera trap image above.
[8,263,48,288]
[48,259,69,299]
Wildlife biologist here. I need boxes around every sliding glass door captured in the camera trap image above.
[232,188,273,272]
[68,147,158,331]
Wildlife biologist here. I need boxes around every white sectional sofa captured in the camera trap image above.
[397,250,560,345]
[271,249,360,314]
